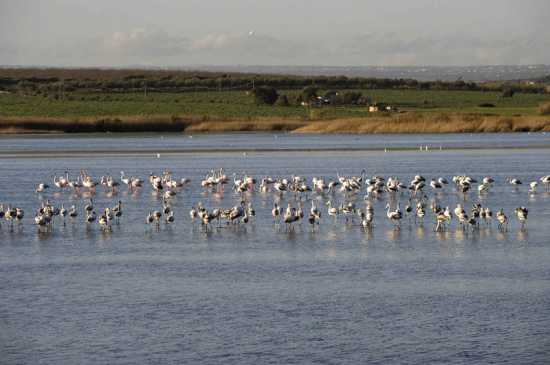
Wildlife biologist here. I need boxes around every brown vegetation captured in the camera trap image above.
[293,113,550,134]
[0,116,192,133]
[1,112,549,134]
[539,102,550,115]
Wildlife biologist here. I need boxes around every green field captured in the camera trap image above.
[1,89,549,121]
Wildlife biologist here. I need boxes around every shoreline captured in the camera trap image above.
[1,112,550,135]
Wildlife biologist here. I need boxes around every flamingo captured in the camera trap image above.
[189,206,198,221]
[86,211,97,224]
[386,203,402,229]
[430,178,443,190]
[326,201,339,222]
[69,205,78,219]
[60,204,68,225]
[515,207,528,230]
[120,171,131,187]
[496,209,508,231]
[165,211,175,224]
[98,212,111,232]
[507,177,522,187]
[271,203,282,223]
[153,210,162,228]
[283,207,300,231]
[416,201,426,224]
[361,208,374,229]
[310,201,321,222]
[36,183,49,193]
[146,211,155,227]
[434,210,448,231]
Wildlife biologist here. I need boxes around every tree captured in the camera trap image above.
[501,87,515,98]
[301,85,318,101]
[252,86,279,105]
[275,94,290,106]
[342,91,362,105]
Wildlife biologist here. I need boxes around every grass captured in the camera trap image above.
[539,102,550,115]
[294,113,550,134]
[1,88,549,134]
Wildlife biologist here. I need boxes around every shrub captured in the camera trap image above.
[275,94,290,106]
[301,85,318,101]
[252,86,279,105]
[539,102,550,115]
[342,91,362,105]
[501,88,515,98]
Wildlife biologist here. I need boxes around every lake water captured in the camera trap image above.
[1,133,550,364]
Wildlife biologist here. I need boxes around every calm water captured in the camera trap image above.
[1,134,550,364]
[1,132,550,154]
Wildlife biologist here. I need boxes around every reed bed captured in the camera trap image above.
[1,112,549,134]
[292,113,550,134]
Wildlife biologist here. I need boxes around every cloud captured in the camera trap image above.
[189,32,326,64]
[340,33,550,66]
[99,28,190,58]
[82,29,323,65]
[2,26,549,67]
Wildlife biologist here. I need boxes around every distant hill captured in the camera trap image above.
[2,64,550,82]
[190,65,550,82]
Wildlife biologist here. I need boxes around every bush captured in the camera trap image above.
[324,90,338,98]
[539,102,550,115]
[301,85,318,101]
[275,94,290,106]
[252,86,279,105]
[342,91,362,105]
[478,103,495,107]
[501,88,515,98]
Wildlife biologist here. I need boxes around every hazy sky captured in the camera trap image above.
[1,0,549,67]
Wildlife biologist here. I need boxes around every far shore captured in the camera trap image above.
[1,112,550,135]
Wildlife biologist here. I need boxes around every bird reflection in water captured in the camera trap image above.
[415,225,426,241]
[435,229,450,243]
[516,229,528,243]
[386,227,401,242]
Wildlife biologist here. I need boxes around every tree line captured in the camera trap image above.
[252,86,368,106]
[0,68,548,95]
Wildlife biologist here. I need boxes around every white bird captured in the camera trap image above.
[271,203,282,223]
[86,211,96,223]
[165,211,175,224]
[386,203,402,228]
[430,179,443,190]
[35,183,49,193]
[507,177,522,186]
[496,209,508,231]
[515,207,528,230]
[326,201,339,221]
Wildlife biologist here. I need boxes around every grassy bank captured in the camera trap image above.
[293,113,550,134]
[2,113,549,134]
[1,83,549,134]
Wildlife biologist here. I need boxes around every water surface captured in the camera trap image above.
[1,134,549,364]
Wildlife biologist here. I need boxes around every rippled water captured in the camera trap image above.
[1,134,550,364]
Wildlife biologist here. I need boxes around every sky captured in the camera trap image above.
[1,0,549,67]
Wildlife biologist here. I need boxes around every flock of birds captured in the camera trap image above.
[1,168,549,236]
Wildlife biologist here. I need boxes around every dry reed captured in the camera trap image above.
[1,112,549,134]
